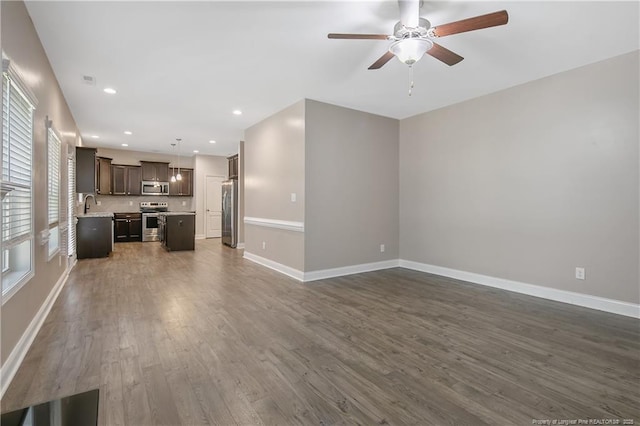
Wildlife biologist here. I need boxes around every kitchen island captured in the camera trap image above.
[158,212,196,251]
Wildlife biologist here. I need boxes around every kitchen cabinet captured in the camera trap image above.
[141,161,169,182]
[159,213,195,251]
[76,147,97,194]
[127,166,142,195]
[228,154,238,179]
[96,157,112,194]
[114,213,142,242]
[75,149,112,195]
[169,168,193,196]
[77,216,112,259]
[112,165,142,196]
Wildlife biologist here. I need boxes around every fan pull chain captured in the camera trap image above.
[408,65,415,97]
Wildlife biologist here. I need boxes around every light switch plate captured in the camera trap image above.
[290,193,297,202]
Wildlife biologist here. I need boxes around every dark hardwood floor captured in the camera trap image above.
[2,239,639,425]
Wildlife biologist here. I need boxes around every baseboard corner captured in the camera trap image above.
[243,251,304,281]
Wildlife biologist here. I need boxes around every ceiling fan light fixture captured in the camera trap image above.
[389,38,433,65]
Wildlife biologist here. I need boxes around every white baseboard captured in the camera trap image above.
[1,268,71,397]
[243,253,399,283]
[236,243,245,249]
[195,234,206,240]
[399,260,640,319]
[243,252,304,281]
[304,259,400,282]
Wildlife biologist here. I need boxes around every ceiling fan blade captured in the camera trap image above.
[368,51,395,70]
[431,10,508,37]
[398,0,420,28]
[328,33,389,40]
[426,43,464,66]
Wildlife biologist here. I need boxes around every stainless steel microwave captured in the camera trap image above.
[141,181,169,195]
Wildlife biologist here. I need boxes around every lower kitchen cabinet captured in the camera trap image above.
[114,213,142,242]
[77,216,113,259]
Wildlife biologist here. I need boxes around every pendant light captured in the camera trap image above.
[175,138,182,181]
[170,143,177,183]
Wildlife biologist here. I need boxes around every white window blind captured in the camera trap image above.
[67,153,76,257]
[2,66,35,297]
[48,128,60,227]
[47,126,61,256]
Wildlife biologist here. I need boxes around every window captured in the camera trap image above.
[47,126,61,258]
[1,60,36,299]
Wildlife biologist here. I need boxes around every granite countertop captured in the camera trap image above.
[77,212,114,218]
[158,211,196,216]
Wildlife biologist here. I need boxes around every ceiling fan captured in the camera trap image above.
[328,0,508,69]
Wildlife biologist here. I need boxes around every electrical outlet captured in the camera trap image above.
[128,201,133,206]
[96,200,101,206]
[380,244,385,253]
[291,193,297,202]
[575,267,585,280]
[262,241,266,250]
[182,201,186,206]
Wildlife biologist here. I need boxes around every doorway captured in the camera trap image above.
[205,176,224,238]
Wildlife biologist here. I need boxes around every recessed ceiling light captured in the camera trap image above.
[193,150,199,153]
[103,87,117,94]
[91,135,99,139]
[124,131,132,135]
[209,140,216,144]
[121,143,128,147]
[233,110,242,115]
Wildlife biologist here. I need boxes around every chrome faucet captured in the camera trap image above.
[83,193,96,214]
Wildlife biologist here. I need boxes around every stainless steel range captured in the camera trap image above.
[140,201,168,242]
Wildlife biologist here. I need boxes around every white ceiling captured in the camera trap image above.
[25,1,639,157]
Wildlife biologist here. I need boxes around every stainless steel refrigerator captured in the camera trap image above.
[221,179,238,248]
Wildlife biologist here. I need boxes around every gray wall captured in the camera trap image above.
[244,100,306,270]
[305,100,399,271]
[399,51,639,304]
[1,1,81,364]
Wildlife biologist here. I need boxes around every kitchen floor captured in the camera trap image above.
[2,240,639,425]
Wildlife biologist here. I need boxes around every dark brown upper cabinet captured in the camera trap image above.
[228,154,238,179]
[112,165,142,196]
[96,157,112,195]
[141,161,169,182]
[76,147,97,194]
[169,168,193,196]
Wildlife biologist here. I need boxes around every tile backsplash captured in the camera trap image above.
[77,195,194,215]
